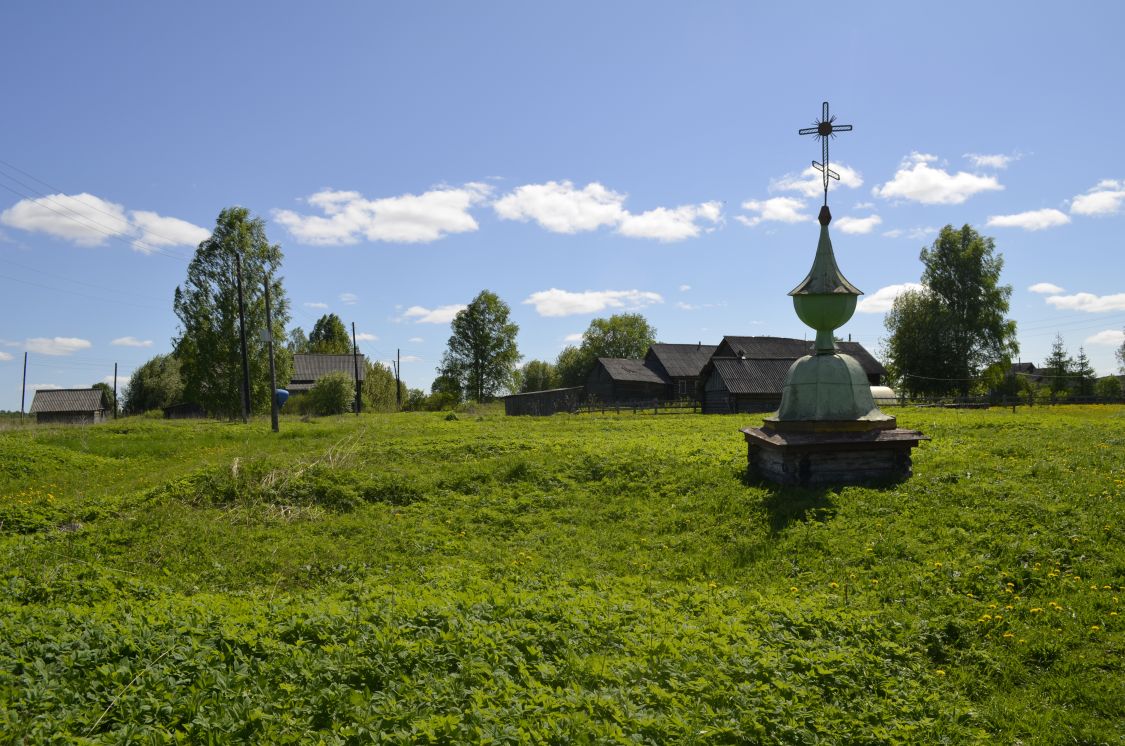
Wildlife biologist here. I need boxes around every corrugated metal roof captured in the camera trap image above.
[647,343,718,378]
[29,388,105,413]
[718,336,886,378]
[710,358,794,395]
[596,358,669,384]
[291,354,367,383]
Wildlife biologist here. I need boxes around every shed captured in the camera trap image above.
[644,343,718,400]
[29,388,107,425]
[586,358,670,403]
[288,354,367,393]
[502,386,584,416]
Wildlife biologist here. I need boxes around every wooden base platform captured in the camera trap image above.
[741,423,928,487]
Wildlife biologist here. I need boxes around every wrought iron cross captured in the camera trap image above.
[799,101,852,206]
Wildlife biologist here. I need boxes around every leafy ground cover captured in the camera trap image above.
[0,406,1121,743]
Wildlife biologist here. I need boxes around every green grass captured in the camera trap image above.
[1,407,1122,743]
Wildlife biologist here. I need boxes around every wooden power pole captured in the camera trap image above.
[395,348,402,409]
[20,352,27,419]
[351,322,361,416]
[235,252,251,423]
[112,362,118,419]
[265,278,279,433]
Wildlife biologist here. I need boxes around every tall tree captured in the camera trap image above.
[554,313,657,387]
[173,207,292,418]
[1117,327,1125,374]
[363,360,407,411]
[122,354,183,415]
[91,382,116,415]
[440,290,520,402]
[1072,347,1096,397]
[883,289,948,397]
[519,360,559,393]
[308,313,351,354]
[885,224,1017,396]
[1042,334,1072,396]
[287,327,310,354]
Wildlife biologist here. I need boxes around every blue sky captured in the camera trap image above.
[2,2,1124,409]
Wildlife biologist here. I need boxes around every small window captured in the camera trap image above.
[678,380,688,396]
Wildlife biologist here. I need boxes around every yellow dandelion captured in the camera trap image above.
[790,586,798,592]
[934,670,946,676]
[1002,632,1014,639]
[1030,608,1044,613]
[934,562,942,569]
[1091,625,1101,631]
[829,582,838,589]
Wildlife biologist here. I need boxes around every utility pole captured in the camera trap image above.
[20,352,27,420]
[351,322,361,416]
[112,363,118,419]
[265,277,279,433]
[395,348,402,409]
[235,252,251,423]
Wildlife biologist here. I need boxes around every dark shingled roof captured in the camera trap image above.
[646,343,719,378]
[708,358,795,395]
[596,358,669,384]
[289,354,367,391]
[29,388,105,413]
[717,336,886,379]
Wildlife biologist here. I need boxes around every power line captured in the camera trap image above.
[0,272,165,312]
[0,158,201,251]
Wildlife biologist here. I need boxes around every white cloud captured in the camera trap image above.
[0,351,12,361]
[303,301,329,310]
[1085,329,1125,346]
[401,304,466,324]
[111,336,153,348]
[873,152,1003,205]
[986,208,1070,231]
[399,354,422,363]
[853,201,875,210]
[493,181,720,241]
[494,181,624,233]
[678,284,691,292]
[273,183,491,245]
[339,293,358,305]
[522,288,664,317]
[1028,282,1065,294]
[1045,292,1125,313]
[1070,179,1125,216]
[408,337,424,343]
[884,226,937,240]
[737,197,806,227]
[25,337,92,356]
[835,214,883,235]
[964,153,1019,169]
[616,202,722,241]
[354,332,378,342]
[0,192,207,253]
[99,374,127,387]
[856,283,925,314]
[771,163,863,198]
[563,333,583,343]
[129,211,210,252]
[31,383,62,391]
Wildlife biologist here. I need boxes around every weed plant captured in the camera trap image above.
[0,407,1122,743]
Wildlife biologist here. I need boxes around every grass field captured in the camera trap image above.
[1,406,1122,743]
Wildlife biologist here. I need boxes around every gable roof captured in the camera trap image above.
[291,354,367,383]
[715,336,886,379]
[707,358,795,395]
[595,358,669,385]
[29,388,105,413]
[646,343,718,378]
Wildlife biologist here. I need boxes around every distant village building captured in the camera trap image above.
[28,388,107,425]
[288,354,367,393]
[701,336,886,414]
[586,358,670,403]
[502,386,584,416]
[644,343,718,400]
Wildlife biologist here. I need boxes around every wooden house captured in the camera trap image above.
[701,336,886,414]
[287,354,366,393]
[585,357,670,403]
[644,343,718,400]
[28,388,108,425]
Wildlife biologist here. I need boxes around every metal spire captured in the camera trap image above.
[798,101,853,206]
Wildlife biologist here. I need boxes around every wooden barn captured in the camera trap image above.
[288,354,366,393]
[701,336,886,414]
[28,388,108,425]
[644,343,718,400]
[586,357,670,403]
[502,386,584,416]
